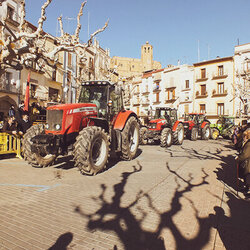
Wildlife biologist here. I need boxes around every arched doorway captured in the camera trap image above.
[0,95,17,118]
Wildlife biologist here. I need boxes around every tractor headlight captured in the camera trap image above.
[55,124,61,130]
[45,123,49,129]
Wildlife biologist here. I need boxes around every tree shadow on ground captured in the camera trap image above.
[48,232,73,250]
[210,192,250,250]
[74,161,223,250]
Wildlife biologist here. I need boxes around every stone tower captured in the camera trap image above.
[141,41,153,72]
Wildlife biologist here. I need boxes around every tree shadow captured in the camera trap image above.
[210,192,250,250]
[48,232,73,250]
[74,161,218,250]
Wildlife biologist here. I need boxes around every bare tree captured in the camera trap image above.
[0,0,108,76]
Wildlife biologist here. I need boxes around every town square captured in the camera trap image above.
[0,0,249,249]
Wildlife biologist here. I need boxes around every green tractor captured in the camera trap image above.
[210,116,235,140]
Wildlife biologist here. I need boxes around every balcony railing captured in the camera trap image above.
[195,91,208,98]
[212,89,228,97]
[212,72,228,79]
[195,77,208,82]
[0,80,19,94]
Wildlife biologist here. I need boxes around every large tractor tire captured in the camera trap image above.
[173,123,184,145]
[73,126,110,175]
[201,124,210,140]
[160,128,172,147]
[22,124,56,167]
[190,127,198,141]
[120,116,139,160]
[211,128,219,140]
[139,127,148,145]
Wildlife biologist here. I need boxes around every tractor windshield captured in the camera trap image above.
[79,85,108,117]
[154,109,171,120]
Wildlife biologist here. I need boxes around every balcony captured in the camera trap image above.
[165,98,177,104]
[212,89,228,97]
[195,77,208,82]
[212,72,228,80]
[0,80,19,94]
[195,91,208,98]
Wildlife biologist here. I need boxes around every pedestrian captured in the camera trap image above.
[8,105,15,117]
[15,101,25,123]
[2,116,18,135]
[236,129,250,196]
[17,111,32,135]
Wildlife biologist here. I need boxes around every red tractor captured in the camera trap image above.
[23,81,140,175]
[140,107,184,147]
[182,113,211,140]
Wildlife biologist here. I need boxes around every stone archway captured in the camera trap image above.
[0,95,17,117]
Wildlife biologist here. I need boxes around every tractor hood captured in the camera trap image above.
[149,119,166,124]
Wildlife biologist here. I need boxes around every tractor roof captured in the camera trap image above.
[188,113,205,115]
[81,80,115,86]
[156,107,176,111]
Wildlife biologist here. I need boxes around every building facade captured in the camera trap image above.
[234,43,250,120]
[193,56,234,123]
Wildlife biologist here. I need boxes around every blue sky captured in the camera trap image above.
[25,0,250,67]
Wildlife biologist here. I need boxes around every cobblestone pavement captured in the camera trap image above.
[0,139,250,250]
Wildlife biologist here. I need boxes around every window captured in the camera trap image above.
[201,68,206,78]
[156,92,160,102]
[200,84,206,95]
[52,69,56,81]
[218,65,224,76]
[217,82,224,94]
[30,84,37,98]
[200,104,206,113]
[7,6,14,20]
[217,103,224,115]
[49,87,59,101]
[68,53,72,67]
[67,71,71,83]
[185,80,189,89]
[184,104,189,114]
[167,89,175,100]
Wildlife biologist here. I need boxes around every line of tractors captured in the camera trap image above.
[22,80,237,176]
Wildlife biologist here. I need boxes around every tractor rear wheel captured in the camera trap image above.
[22,124,56,167]
[121,116,139,160]
[202,124,210,140]
[190,127,198,141]
[173,123,184,145]
[73,126,110,175]
[211,128,219,140]
[139,127,148,145]
[160,128,172,147]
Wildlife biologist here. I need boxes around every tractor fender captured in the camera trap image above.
[172,121,183,131]
[201,121,209,129]
[113,110,138,131]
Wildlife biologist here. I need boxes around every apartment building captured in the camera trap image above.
[193,56,234,123]
[234,43,250,119]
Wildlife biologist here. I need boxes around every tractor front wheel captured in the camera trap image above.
[121,116,139,160]
[22,124,57,167]
[190,127,198,141]
[160,128,172,147]
[139,127,148,145]
[211,128,219,140]
[173,123,184,145]
[202,124,210,140]
[73,126,110,175]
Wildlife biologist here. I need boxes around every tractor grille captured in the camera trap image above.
[46,110,63,131]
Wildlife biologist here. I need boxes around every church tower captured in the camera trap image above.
[141,41,153,72]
